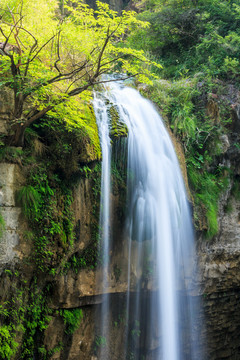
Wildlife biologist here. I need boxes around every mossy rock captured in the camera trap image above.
[108,106,128,139]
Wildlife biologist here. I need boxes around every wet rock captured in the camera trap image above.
[219,134,230,153]
[231,103,240,132]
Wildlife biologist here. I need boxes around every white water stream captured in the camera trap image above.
[93,94,112,358]
[94,81,200,360]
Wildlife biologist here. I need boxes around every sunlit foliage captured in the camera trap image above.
[127,0,240,79]
[0,0,158,145]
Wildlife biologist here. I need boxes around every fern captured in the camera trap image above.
[16,185,41,220]
[61,308,83,334]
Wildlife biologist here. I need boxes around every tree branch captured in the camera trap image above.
[0,15,23,54]
[68,73,137,97]
[23,57,93,99]
[94,26,111,80]
[65,65,94,93]
[54,29,62,74]
[26,34,56,65]
[25,105,53,127]
[23,29,38,79]
[25,74,137,127]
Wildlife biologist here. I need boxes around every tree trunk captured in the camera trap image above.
[13,92,24,119]
[9,123,26,147]
[7,92,26,146]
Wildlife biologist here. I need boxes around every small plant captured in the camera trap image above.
[0,325,18,360]
[0,146,24,163]
[131,320,141,339]
[61,308,83,335]
[16,185,41,220]
[113,264,121,282]
[0,213,5,238]
[94,335,107,353]
[80,165,92,178]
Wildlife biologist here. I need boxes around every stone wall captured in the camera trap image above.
[0,163,26,268]
[193,196,240,359]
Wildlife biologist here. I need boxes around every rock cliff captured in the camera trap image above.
[0,86,240,359]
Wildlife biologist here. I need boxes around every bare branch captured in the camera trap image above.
[22,58,92,100]
[26,34,56,65]
[90,19,124,83]
[54,30,62,74]
[8,6,23,69]
[94,26,110,80]
[0,27,8,41]
[100,54,127,68]
[19,0,23,27]
[65,65,94,93]
[0,28,19,80]
[25,106,38,119]
[68,74,137,97]
[21,28,38,78]
[109,16,123,38]
[0,15,23,53]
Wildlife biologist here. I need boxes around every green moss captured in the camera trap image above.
[189,166,229,238]
[86,105,101,159]
[0,213,5,239]
[108,106,128,138]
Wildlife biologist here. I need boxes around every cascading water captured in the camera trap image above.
[93,94,112,358]
[94,80,201,360]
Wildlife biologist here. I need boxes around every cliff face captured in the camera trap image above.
[0,90,28,268]
[194,97,240,359]
[196,196,240,359]
[0,86,240,360]
[0,163,26,265]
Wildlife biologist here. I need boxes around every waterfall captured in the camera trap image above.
[93,93,112,358]
[94,81,201,360]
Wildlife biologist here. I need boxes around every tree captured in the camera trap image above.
[0,0,154,146]
[127,0,240,78]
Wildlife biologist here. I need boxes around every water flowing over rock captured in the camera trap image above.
[94,81,203,359]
